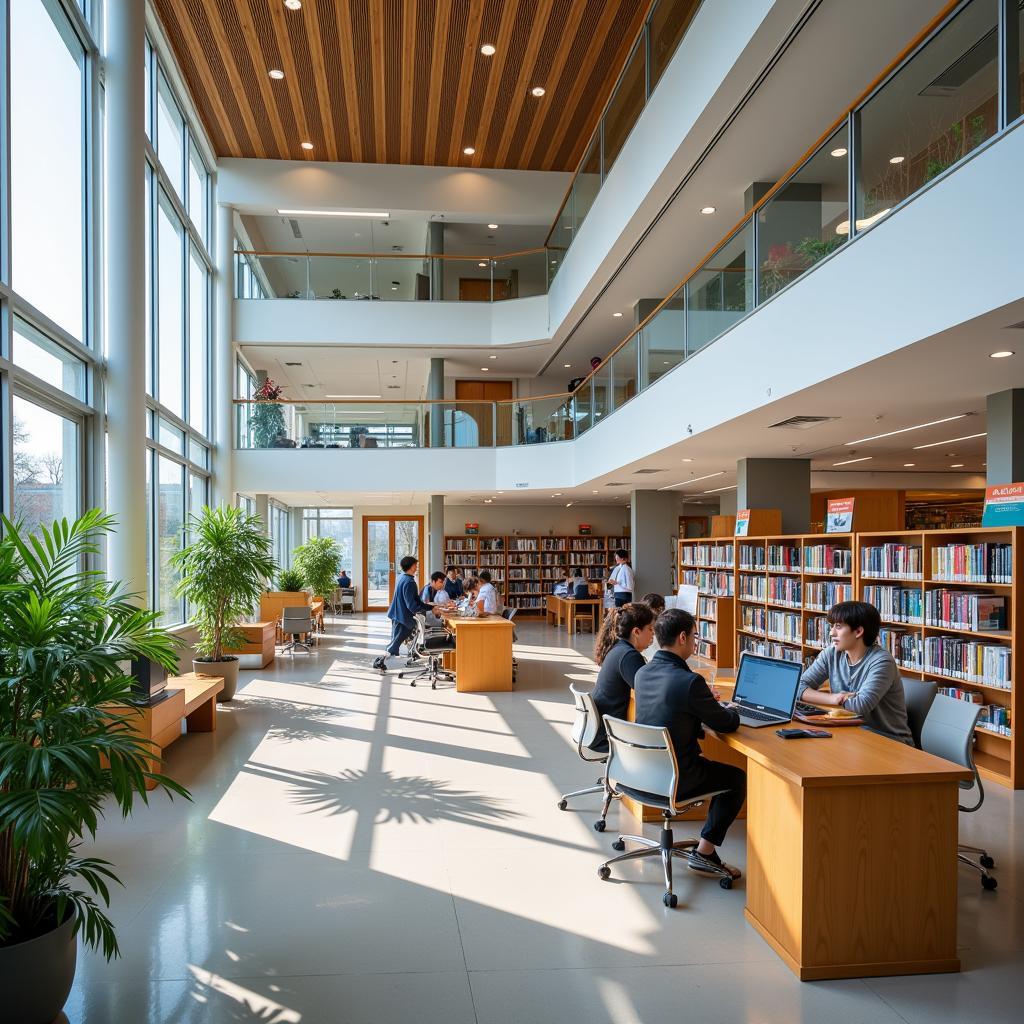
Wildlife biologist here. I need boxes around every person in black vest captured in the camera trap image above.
[633,608,745,880]
[589,603,655,752]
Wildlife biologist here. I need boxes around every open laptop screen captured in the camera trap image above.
[734,654,803,716]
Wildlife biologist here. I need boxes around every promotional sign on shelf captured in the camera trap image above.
[982,483,1024,526]
[464,523,479,535]
[826,498,855,533]
[734,510,751,536]
[578,524,592,535]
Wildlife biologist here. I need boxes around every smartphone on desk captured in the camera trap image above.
[776,728,831,739]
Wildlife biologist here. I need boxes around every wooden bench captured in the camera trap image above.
[166,673,224,733]
[224,621,276,668]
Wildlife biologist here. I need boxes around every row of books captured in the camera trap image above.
[508,569,540,580]
[684,569,734,597]
[697,595,718,620]
[863,585,923,624]
[923,637,1011,686]
[738,635,802,664]
[571,553,608,566]
[738,545,767,570]
[805,615,830,648]
[860,543,923,579]
[479,553,504,567]
[680,544,735,568]
[540,539,566,551]
[878,628,924,670]
[507,582,542,594]
[694,637,715,660]
[570,539,606,551]
[508,554,540,565]
[508,539,540,551]
[740,606,767,635]
[445,539,476,551]
[767,610,801,644]
[446,554,479,567]
[480,539,505,551]
[506,595,544,609]
[805,580,852,610]
[541,553,568,565]
[698,620,717,642]
[768,577,802,607]
[925,591,1007,632]
[804,544,853,575]
[931,542,1012,583]
[739,575,766,601]
[766,545,800,572]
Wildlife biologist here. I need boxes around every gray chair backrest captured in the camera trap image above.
[603,716,679,811]
[901,676,937,749]
[501,607,518,622]
[282,606,312,632]
[920,694,986,810]
[568,684,601,749]
[412,613,427,648]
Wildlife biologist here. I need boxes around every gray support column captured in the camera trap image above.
[289,506,303,555]
[254,494,269,535]
[736,458,810,534]
[213,204,235,506]
[428,494,445,572]
[630,490,679,596]
[986,389,1024,484]
[105,0,147,600]
[428,357,444,448]
[428,221,444,300]
[718,490,738,517]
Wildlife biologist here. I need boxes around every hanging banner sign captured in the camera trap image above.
[982,483,1024,526]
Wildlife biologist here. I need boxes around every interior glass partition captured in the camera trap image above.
[649,0,703,92]
[685,222,753,356]
[611,335,639,410]
[603,37,647,174]
[639,297,686,387]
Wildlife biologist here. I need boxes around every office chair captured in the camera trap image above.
[556,684,619,827]
[280,606,313,654]
[901,676,937,751]
[596,716,735,907]
[919,694,997,890]
[397,614,455,689]
[500,606,519,683]
[340,587,356,614]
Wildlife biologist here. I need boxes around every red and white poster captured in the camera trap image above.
[826,498,855,533]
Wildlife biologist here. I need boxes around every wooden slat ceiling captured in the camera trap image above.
[154,0,650,171]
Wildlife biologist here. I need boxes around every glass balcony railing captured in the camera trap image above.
[235,0,1023,453]
[234,248,559,302]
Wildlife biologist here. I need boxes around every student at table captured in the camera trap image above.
[607,549,635,607]
[420,571,452,608]
[457,577,481,615]
[798,600,913,745]
[476,570,501,614]
[589,603,655,752]
[444,566,464,601]
[633,608,745,880]
[640,593,666,658]
[569,569,588,599]
[372,556,432,672]
[553,573,570,597]
[337,569,351,588]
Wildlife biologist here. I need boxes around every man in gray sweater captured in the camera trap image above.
[799,601,913,745]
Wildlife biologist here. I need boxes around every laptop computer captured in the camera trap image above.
[727,653,803,728]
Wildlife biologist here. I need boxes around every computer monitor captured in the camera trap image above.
[733,653,803,716]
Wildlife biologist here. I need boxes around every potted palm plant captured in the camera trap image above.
[292,536,341,599]
[0,511,189,1024]
[171,505,277,702]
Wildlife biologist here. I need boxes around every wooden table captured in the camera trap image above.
[545,594,604,636]
[440,614,514,692]
[225,621,276,668]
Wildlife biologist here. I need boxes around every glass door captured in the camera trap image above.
[362,516,424,611]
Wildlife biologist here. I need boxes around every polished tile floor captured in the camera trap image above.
[65,615,1024,1023]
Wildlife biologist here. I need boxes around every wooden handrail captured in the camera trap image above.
[235,247,550,261]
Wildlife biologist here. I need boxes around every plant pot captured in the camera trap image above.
[0,904,77,1024]
[194,656,240,702]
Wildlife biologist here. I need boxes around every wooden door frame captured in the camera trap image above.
[362,515,425,612]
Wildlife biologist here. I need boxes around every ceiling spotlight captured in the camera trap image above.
[269,69,285,80]
[592,490,599,493]
[478,261,487,267]
[480,367,489,372]
[951,463,964,468]
[480,43,496,56]
[531,86,546,97]
[613,311,623,318]
[564,363,571,368]
[681,458,693,463]
[285,0,302,9]
[990,350,1015,358]
[830,147,848,157]
[699,206,716,215]
[484,498,493,503]
[552,493,562,496]
[833,456,873,466]
[463,146,475,155]
[904,463,915,467]
[300,141,314,150]
[889,155,905,164]
[489,355,497,360]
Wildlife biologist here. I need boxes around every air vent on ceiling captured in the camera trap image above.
[386,385,400,390]
[920,28,996,96]
[289,219,303,239]
[284,361,302,367]
[390,244,404,252]
[632,468,663,474]
[605,482,629,487]
[768,415,837,430]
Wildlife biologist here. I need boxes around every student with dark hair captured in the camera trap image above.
[589,603,656,751]
[633,608,745,880]
[569,568,589,599]
[608,549,635,607]
[420,570,452,608]
[443,566,464,601]
[372,556,431,672]
[798,600,912,744]
[476,569,500,614]
[641,592,666,616]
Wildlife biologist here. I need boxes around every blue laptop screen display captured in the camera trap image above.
[735,656,802,714]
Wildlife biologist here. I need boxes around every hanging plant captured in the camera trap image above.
[250,378,287,448]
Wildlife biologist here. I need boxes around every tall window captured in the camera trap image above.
[270,503,290,570]
[302,508,354,568]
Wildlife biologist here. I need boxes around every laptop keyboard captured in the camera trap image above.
[738,706,784,723]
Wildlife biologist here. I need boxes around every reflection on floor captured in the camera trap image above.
[65,615,1024,1023]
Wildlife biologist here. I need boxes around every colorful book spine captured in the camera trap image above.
[924,590,1007,631]
[860,543,923,579]
[738,545,766,570]
[923,637,1011,687]
[804,544,852,575]
[767,545,800,572]
[862,585,923,624]
[767,576,802,607]
[805,581,853,611]
[738,574,766,601]
[930,542,1012,583]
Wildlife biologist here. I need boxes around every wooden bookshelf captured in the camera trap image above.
[679,538,736,670]
[857,526,1021,788]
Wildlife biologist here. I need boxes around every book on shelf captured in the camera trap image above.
[923,636,1011,687]
[508,553,539,566]
[860,542,922,579]
[739,575,766,601]
[878,627,924,670]
[684,569,733,597]
[738,544,766,570]
[570,538,604,551]
[805,615,830,649]
[740,606,767,635]
[766,544,800,572]
[445,538,477,552]
[804,543,852,575]
[767,576,801,607]
[509,537,540,552]
[977,704,1012,736]
[862,585,922,624]
[738,634,802,664]
[767,610,801,644]
[540,552,568,565]
[608,537,630,549]
[681,543,734,568]
[697,595,718,619]
[694,637,715,659]
[925,590,1007,631]
[805,580,852,610]
[698,620,717,642]
[540,538,567,551]
[930,542,1012,583]
[479,537,505,552]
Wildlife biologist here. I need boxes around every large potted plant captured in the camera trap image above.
[292,536,341,600]
[0,511,189,1024]
[171,505,277,702]
[249,377,287,448]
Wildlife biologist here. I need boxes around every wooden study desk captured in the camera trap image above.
[545,594,605,636]
[440,614,514,692]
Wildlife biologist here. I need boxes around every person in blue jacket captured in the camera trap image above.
[372,556,432,672]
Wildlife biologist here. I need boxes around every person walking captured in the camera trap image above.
[372,556,431,672]
[607,549,635,607]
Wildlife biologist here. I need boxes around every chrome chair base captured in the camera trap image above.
[958,843,997,888]
[280,639,310,654]
[397,654,454,689]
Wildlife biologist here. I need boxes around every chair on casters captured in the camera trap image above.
[596,716,735,907]
[919,693,997,890]
[500,607,519,683]
[280,606,313,654]
[398,614,456,689]
[901,676,937,751]
[340,587,356,615]
[557,684,619,827]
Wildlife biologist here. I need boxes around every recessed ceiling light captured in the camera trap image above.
[487,223,498,229]
[950,463,964,468]
[889,155,905,164]
[681,458,693,462]
[269,69,285,80]
[484,498,492,503]
[903,463,915,467]
[592,490,599,493]
[463,146,475,155]
[489,355,497,360]
[912,432,986,450]
[830,147,848,157]
[845,414,966,445]
[480,43,496,56]
[300,141,314,150]
[478,261,487,267]
[531,86,546,97]
[613,311,623,318]
[480,367,489,372]
[564,363,571,368]
[284,0,302,9]
[833,456,873,466]
[699,206,716,215]
[659,471,725,490]
[552,493,562,496]
[705,484,737,493]
[990,350,1015,358]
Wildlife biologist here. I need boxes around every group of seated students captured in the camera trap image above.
[551,550,637,608]
[587,598,911,880]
